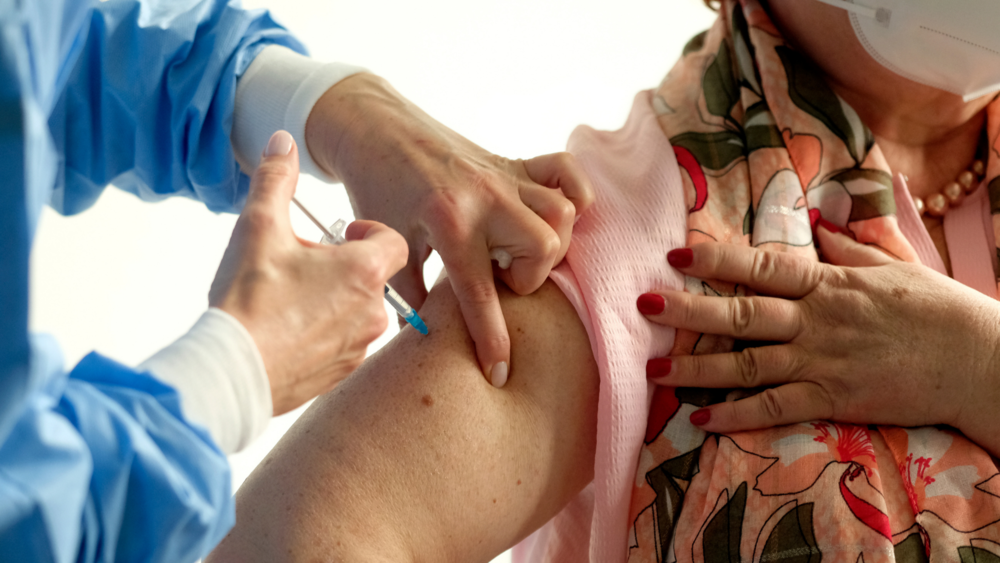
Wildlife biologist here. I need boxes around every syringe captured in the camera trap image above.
[292,197,429,335]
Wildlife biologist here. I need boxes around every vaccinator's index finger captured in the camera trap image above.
[522,152,595,216]
[439,240,511,388]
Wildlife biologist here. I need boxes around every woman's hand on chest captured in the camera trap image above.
[639,224,1000,454]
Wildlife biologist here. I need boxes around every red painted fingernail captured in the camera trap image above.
[637,293,665,315]
[646,358,672,379]
[667,248,693,269]
[690,408,711,426]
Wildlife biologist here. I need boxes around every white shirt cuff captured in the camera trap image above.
[138,308,272,455]
[232,44,368,182]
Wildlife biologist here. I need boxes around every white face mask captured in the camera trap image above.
[814,0,1000,102]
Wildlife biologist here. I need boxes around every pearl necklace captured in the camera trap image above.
[913,159,986,217]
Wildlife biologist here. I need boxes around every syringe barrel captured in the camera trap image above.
[384,284,413,318]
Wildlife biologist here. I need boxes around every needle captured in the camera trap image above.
[291,197,429,335]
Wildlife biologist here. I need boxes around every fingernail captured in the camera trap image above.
[264,130,294,157]
[491,361,508,388]
[667,248,693,269]
[637,293,665,315]
[690,408,711,426]
[646,358,672,379]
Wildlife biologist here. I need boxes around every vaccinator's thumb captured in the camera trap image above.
[243,131,300,233]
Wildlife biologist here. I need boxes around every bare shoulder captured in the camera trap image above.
[208,278,599,563]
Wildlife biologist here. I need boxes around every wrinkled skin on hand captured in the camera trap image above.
[641,224,1000,457]
[306,74,595,385]
[210,132,408,415]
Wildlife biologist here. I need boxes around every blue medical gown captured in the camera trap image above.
[0,1,306,561]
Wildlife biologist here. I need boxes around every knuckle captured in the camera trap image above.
[240,207,277,234]
[686,355,706,381]
[253,160,295,185]
[378,230,410,271]
[677,296,702,327]
[539,230,562,262]
[577,186,596,210]
[821,263,848,288]
[348,251,385,285]
[758,388,784,422]
[455,277,498,307]
[735,347,761,387]
[552,151,574,166]
[750,249,780,282]
[554,196,577,226]
[730,296,756,337]
[813,384,837,420]
[481,331,511,359]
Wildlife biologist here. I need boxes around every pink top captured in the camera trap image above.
[895,171,997,298]
[514,91,998,563]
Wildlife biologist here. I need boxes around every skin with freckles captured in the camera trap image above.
[305,73,595,384]
[206,279,599,563]
[211,3,1000,561]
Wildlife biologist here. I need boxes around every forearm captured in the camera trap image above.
[304,73,492,196]
[207,279,599,563]
[304,73,412,180]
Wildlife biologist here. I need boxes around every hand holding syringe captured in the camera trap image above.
[292,197,429,335]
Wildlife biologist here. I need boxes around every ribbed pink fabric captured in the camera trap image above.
[893,174,948,276]
[515,92,997,562]
[944,182,998,298]
[895,173,997,298]
[515,91,686,563]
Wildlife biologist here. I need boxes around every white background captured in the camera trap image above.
[29,1,715,561]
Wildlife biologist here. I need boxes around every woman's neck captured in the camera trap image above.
[834,84,989,202]
[766,0,992,200]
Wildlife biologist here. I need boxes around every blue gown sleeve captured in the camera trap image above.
[0,1,307,561]
[0,348,234,563]
[49,0,308,215]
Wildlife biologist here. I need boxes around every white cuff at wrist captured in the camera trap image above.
[232,44,368,182]
[138,308,272,455]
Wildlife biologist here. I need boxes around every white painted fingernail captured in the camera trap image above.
[264,130,293,157]
[490,248,513,270]
[491,362,508,388]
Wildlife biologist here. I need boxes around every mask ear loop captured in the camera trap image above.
[812,0,891,26]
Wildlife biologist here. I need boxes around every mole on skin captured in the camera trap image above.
[421,395,434,407]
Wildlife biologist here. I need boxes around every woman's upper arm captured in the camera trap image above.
[207,277,599,563]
